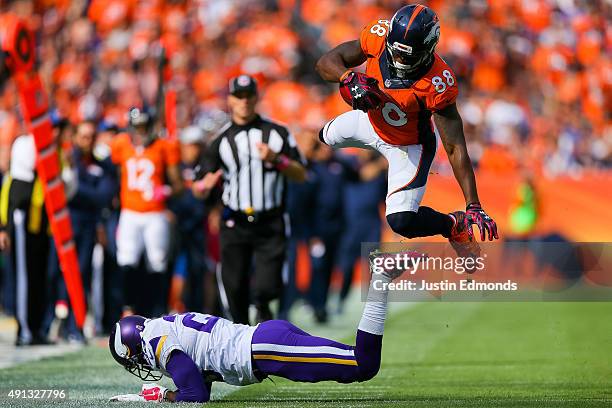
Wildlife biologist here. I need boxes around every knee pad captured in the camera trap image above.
[386,211,417,238]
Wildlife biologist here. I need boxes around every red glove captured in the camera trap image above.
[140,383,168,403]
[340,71,383,112]
[466,203,499,241]
[152,185,172,203]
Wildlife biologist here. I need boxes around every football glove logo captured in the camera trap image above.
[339,72,383,112]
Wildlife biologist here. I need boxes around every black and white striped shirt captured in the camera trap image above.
[203,116,303,212]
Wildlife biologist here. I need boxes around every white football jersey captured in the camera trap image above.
[140,313,259,386]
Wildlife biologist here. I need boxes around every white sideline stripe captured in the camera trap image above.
[252,343,355,357]
[14,209,32,344]
[29,112,50,129]
[216,263,232,320]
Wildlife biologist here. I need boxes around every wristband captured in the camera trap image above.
[193,179,207,193]
[339,69,353,82]
[152,185,172,202]
[466,202,482,211]
[274,154,291,171]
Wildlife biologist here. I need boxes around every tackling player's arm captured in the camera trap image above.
[163,350,210,403]
[434,103,498,241]
[315,40,366,82]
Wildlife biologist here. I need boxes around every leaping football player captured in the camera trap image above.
[108,263,402,403]
[315,4,498,256]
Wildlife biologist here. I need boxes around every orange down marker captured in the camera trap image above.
[0,15,87,328]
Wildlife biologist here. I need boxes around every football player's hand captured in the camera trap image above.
[342,72,383,112]
[192,169,223,197]
[0,230,10,251]
[140,383,168,402]
[152,185,172,203]
[256,142,276,163]
[466,203,498,241]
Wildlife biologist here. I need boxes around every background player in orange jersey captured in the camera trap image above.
[316,4,498,256]
[111,108,184,316]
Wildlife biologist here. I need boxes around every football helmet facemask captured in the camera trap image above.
[109,315,162,381]
[386,4,440,79]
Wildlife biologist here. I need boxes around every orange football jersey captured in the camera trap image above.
[359,19,458,145]
[111,133,180,212]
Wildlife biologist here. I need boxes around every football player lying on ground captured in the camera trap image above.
[108,263,402,403]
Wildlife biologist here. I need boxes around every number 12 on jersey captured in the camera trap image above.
[126,157,155,200]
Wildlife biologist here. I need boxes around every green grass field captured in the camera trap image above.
[1,302,611,407]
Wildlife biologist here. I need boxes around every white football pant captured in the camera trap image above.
[320,109,436,215]
[116,209,170,273]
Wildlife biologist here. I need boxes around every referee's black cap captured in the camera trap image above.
[229,75,258,96]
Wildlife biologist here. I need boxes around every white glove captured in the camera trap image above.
[140,383,168,402]
[109,393,145,402]
[108,384,168,403]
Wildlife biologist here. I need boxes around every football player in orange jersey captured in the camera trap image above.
[111,108,184,316]
[316,4,498,256]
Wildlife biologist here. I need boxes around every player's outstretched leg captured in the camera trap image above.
[250,266,399,383]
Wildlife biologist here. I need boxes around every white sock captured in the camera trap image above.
[358,273,392,335]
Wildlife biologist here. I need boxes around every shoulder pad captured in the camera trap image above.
[360,19,390,57]
[412,55,458,112]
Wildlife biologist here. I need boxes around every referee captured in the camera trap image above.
[195,75,306,324]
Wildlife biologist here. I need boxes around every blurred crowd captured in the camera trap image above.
[0,0,610,176]
[0,0,610,343]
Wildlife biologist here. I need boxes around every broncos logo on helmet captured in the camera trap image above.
[109,315,162,381]
[386,4,440,79]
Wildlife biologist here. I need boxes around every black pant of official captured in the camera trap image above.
[218,214,286,325]
[10,209,50,345]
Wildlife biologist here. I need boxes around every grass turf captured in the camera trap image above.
[0,302,611,407]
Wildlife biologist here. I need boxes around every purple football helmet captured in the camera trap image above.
[109,315,162,381]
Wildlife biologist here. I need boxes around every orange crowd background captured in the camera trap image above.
[0,0,610,240]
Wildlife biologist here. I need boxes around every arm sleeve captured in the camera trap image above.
[200,136,222,175]
[166,350,210,403]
